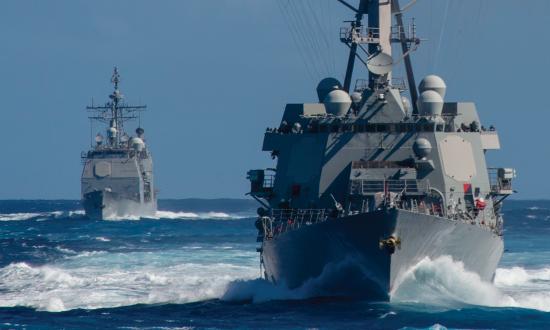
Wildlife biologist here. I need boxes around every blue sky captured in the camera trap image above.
[0,0,548,199]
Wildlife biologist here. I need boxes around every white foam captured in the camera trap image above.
[493,266,550,312]
[390,256,515,308]
[0,210,86,221]
[99,201,249,221]
[378,311,397,319]
[0,251,258,312]
[103,210,247,221]
[150,210,247,220]
[222,278,303,303]
[0,212,43,221]
[390,255,550,312]
[495,266,550,286]
[152,211,201,219]
[54,246,78,255]
[0,209,249,221]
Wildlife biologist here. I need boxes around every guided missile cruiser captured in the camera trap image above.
[248,0,516,299]
[81,67,157,220]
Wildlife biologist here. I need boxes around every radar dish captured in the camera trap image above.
[366,52,393,75]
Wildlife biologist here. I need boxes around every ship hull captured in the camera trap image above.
[82,190,156,220]
[261,208,503,300]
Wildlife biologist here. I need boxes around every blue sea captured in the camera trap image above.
[0,199,549,329]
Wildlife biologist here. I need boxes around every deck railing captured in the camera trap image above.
[349,179,429,195]
[488,168,514,195]
[261,209,329,239]
[259,199,501,241]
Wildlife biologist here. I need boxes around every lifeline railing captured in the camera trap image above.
[340,26,381,43]
[487,168,513,195]
[340,22,417,44]
[261,196,501,240]
[261,209,329,239]
[354,78,407,92]
[349,179,430,195]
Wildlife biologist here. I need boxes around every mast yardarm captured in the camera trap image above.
[86,67,147,148]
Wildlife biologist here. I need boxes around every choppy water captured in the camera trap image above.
[0,199,549,329]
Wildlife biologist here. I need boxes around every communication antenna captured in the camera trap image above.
[337,0,421,113]
[366,52,394,75]
[338,0,369,92]
[86,67,147,148]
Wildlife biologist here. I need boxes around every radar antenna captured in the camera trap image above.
[338,0,368,93]
[338,0,421,109]
[86,67,147,148]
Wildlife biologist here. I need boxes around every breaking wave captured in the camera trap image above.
[0,210,85,221]
[495,266,550,286]
[0,210,249,221]
[0,254,257,312]
[390,256,515,308]
[1,250,550,313]
[390,256,550,312]
[105,210,248,221]
[146,210,249,220]
[224,256,550,313]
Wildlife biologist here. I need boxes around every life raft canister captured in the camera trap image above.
[475,197,487,210]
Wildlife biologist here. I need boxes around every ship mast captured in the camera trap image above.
[392,0,419,114]
[111,67,122,137]
[339,0,420,113]
[86,67,147,148]
[340,0,368,93]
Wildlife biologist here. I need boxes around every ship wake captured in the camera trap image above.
[0,210,85,221]
[0,210,248,221]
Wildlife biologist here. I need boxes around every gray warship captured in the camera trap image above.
[247,0,515,299]
[81,67,156,220]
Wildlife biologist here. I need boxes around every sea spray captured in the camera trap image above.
[0,253,257,312]
[390,255,550,312]
[0,209,249,221]
[390,256,515,308]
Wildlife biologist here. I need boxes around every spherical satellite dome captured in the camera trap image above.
[323,89,352,117]
[350,91,362,104]
[316,77,342,102]
[419,75,447,98]
[413,138,432,159]
[418,90,444,117]
[130,137,145,151]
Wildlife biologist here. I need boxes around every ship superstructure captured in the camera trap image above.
[248,0,515,298]
[81,67,156,220]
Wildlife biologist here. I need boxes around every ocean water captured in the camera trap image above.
[0,199,549,329]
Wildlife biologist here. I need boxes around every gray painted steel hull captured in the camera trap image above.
[82,190,156,220]
[261,209,503,300]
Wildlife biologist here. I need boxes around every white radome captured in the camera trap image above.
[419,75,447,98]
[323,89,352,117]
[418,90,444,118]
